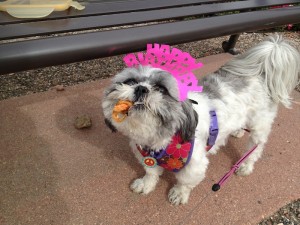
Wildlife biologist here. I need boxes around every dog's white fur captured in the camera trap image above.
[102,35,300,205]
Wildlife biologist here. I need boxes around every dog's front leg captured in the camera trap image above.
[169,143,209,205]
[130,166,164,195]
[130,141,164,195]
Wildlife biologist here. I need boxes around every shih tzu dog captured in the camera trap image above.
[102,35,300,205]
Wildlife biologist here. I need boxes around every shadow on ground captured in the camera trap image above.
[0,101,70,224]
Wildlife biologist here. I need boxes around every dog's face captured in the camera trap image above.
[102,66,198,148]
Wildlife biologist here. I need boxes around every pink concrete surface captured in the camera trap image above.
[0,53,299,225]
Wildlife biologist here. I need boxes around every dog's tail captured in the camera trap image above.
[222,34,300,108]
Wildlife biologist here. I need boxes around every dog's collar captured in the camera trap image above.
[136,134,194,172]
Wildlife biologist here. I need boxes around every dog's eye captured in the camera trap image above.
[123,78,138,86]
[154,85,168,95]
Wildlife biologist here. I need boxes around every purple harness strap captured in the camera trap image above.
[206,111,219,151]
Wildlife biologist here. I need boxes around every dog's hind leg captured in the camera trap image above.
[231,129,245,138]
[236,112,276,176]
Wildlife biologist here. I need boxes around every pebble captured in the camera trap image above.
[74,115,92,129]
[55,85,65,91]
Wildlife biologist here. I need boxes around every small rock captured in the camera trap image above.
[74,115,92,129]
[266,221,272,225]
[282,209,289,215]
[55,85,65,91]
[286,140,290,143]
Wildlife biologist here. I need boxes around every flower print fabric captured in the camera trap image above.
[137,134,194,172]
[166,135,191,159]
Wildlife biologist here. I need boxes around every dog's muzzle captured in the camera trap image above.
[134,85,149,101]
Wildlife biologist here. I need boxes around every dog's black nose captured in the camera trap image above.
[134,85,149,99]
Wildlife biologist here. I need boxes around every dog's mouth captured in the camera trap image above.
[134,101,144,105]
[111,99,149,123]
[132,101,145,110]
[113,99,159,123]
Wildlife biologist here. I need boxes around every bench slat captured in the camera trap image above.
[0,0,222,25]
[0,6,300,75]
[1,0,299,40]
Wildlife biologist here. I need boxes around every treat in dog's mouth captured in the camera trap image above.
[112,100,133,122]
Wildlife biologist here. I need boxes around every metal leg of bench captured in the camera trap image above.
[222,34,240,55]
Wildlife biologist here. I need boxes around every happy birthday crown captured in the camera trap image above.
[123,44,203,101]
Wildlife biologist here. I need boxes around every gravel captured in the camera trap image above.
[259,199,300,225]
[0,31,299,225]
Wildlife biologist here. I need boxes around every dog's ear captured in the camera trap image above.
[104,118,118,133]
[179,101,198,142]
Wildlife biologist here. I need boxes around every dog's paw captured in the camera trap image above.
[130,177,156,195]
[231,129,245,138]
[236,163,254,176]
[168,185,191,205]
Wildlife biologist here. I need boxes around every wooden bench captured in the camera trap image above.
[0,0,300,75]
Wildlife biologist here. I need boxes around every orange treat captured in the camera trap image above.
[112,100,133,122]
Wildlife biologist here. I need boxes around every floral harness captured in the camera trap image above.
[137,111,218,172]
[137,134,194,172]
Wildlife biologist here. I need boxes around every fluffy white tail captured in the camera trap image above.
[222,34,300,108]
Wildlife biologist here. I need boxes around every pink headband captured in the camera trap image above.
[123,44,203,101]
